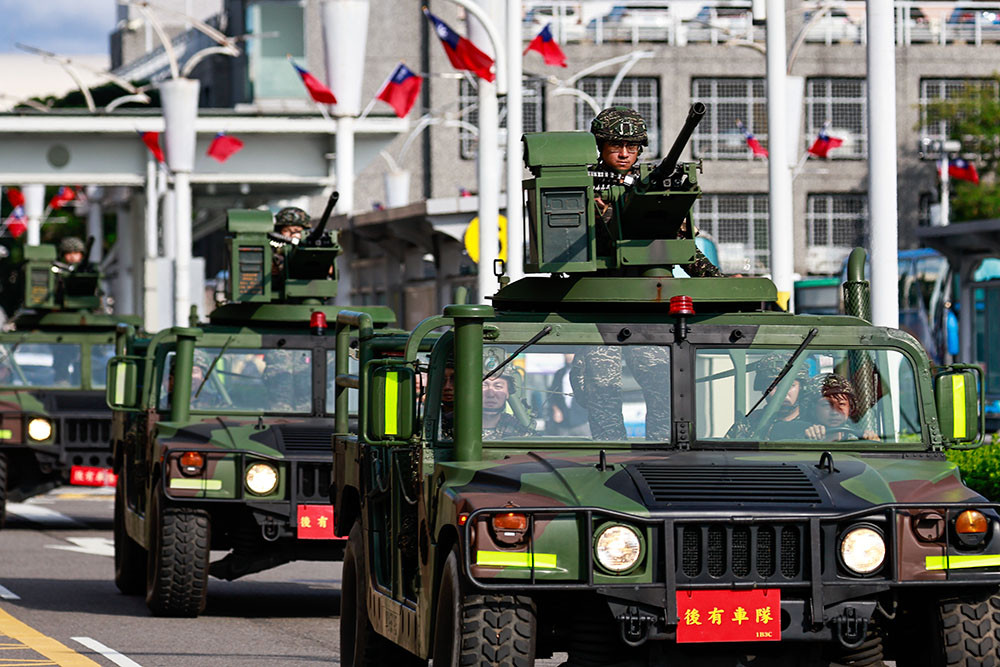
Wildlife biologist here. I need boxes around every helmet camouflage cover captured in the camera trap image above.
[753,353,809,392]
[590,106,649,146]
[274,206,311,231]
[59,236,86,255]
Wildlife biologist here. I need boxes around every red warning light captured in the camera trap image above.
[669,295,695,316]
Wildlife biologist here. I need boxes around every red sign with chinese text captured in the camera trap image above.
[69,466,117,487]
[296,504,345,540]
[676,589,781,643]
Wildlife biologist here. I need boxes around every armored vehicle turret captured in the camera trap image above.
[334,110,1000,666]
[0,240,141,527]
[106,194,398,617]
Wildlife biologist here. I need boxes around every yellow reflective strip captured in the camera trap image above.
[953,374,967,439]
[384,371,399,436]
[476,550,557,569]
[925,554,1000,571]
[0,607,99,666]
[168,478,223,491]
[113,362,127,405]
[0,429,11,439]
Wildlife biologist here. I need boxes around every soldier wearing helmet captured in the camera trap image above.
[726,353,810,440]
[481,349,534,440]
[589,107,723,278]
[58,236,87,267]
[274,206,311,242]
[802,373,879,442]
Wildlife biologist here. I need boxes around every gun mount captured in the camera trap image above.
[22,242,100,312]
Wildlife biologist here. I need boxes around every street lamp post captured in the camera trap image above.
[505,0,524,282]
[765,0,794,312]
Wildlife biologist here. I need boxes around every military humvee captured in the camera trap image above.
[0,242,141,526]
[332,108,999,665]
[106,198,396,616]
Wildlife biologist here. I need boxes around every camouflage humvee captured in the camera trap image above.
[106,199,396,617]
[333,109,1000,666]
[0,242,141,527]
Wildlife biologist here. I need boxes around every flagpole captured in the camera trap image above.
[359,65,396,121]
[939,155,950,226]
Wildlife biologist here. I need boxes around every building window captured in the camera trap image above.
[247,1,305,101]
[806,193,867,274]
[574,76,661,155]
[920,78,1000,145]
[805,78,866,158]
[692,194,769,275]
[459,77,545,159]
[691,78,767,160]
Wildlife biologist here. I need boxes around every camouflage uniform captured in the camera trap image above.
[727,353,810,440]
[589,108,723,278]
[482,412,533,440]
[271,207,311,290]
[570,345,671,441]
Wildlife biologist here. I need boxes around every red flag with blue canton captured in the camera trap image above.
[291,60,337,104]
[207,132,244,163]
[524,24,567,67]
[808,127,844,158]
[737,120,768,158]
[948,157,980,184]
[423,8,495,82]
[3,206,26,239]
[47,186,76,210]
[376,63,422,118]
[139,131,165,163]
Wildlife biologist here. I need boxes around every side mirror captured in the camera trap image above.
[367,365,416,442]
[936,365,984,446]
[106,357,139,410]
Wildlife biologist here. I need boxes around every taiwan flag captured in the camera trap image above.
[48,186,76,210]
[5,187,24,208]
[4,206,26,239]
[206,132,244,163]
[424,8,495,82]
[807,127,844,158]
[139,131,165,163]
[376,63,422,118]
[290,60,337,104]
[524,24,567,67]
[948,157,980,184]
[737,120,768,158]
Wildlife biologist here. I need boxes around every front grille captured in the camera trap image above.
[637,464,822,505]
[53,394,105,411]
[63,418,111,445]
[677,523,803,582]
[280,426,333,455]
[296,462,331,501]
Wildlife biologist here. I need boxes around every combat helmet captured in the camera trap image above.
[590,106,649,146]
[805,373,858,418]
[752,353,809,392]
[58,236,86,255]
[274,206,311,232]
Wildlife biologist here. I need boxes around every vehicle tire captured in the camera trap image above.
[431,545,536,667]
[928,589,1000,665]
[145,490,210,617]
[113,481,146,595]
[0,452,7,530]
[341,521,425,667]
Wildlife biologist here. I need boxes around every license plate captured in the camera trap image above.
[69,466,117,487]
[295,504,345,540]
[676,589,780,643]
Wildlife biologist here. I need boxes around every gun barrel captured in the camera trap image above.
[305,191,340,246]
[83,235,95,266]
[650,102,707,184]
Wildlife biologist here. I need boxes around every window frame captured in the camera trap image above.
[691,77,767,160]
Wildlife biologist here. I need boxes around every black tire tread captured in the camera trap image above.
[146,499,210,617]
[456,593,536,667]
[935,591,1000,666]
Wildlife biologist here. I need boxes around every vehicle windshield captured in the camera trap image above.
[458,344,671,442]
[159,347,314,413]
[0,342,82,388]
[695,347,923,445]
[91,344,115,389]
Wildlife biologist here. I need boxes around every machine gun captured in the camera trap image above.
[22,241,101,311]
[521,104,708,274]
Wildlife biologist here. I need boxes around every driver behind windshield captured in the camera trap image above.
[727,353,808,440]
[482,369,533,440]
[801,373,879,442]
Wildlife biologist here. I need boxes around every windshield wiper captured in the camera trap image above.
[482,326,553,382]
[745,327,819,418]
[195,336,235,399]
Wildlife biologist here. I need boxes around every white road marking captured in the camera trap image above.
[5,502,86,527]
[71,636,142,667]
[46,537,115,558]
[0,584,20,600]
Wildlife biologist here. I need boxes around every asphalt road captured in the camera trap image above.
[0,487,570,666]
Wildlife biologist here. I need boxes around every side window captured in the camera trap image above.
[158,351,176,412]
[90,344,115,389]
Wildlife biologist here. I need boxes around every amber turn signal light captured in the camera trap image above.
[492,512,527,532]
[956,510,988,534]
[180,451,205,475]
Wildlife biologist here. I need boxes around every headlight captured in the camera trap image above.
[27,418,52,442]
[595,524,642,573]
[840,526,886,575]
[245,463,278,495]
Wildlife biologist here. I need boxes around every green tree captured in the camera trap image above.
[926,76,1000,221]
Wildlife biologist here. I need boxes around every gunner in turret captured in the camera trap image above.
[589,107,722,278]
[58,237,87,268]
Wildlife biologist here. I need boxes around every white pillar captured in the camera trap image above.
[21,184,44,247]
[85,186,104,265]
[143,157,160,329]
[116,203,134,315]
[173,171,192,325]
[504,0,524,281]
[470,0,502,303]
[335,116,355,214]
[939,156,950,226]
[866,0,899,329]
[765,0,794,311]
